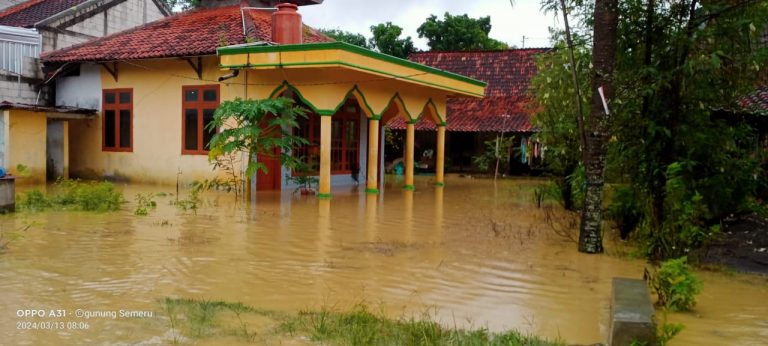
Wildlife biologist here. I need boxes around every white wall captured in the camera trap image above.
[55,63,101,110]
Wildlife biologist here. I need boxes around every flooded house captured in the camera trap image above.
[0,0,171,183]
[41,0,486,196]
[387,49,549,175]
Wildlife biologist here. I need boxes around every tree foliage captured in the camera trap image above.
[162,0,199,11]
[206,98,308,178]
[535,0,768,259]
[530,33,592,210]
[417,12,508,51]
[369,22,417,58]
[320,29,371,48]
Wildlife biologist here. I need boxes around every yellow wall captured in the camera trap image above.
[69,57,249,185]
[7,110,47,184]
[67,55,449,185]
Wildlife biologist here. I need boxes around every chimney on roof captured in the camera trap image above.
[272,3,302,44]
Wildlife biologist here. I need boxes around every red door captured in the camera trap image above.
[256,115,282,190]
[256,147,281,190]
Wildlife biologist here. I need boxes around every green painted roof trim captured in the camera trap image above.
[222,60,484,98]
[266,81,446,125]
[218,41,487,88]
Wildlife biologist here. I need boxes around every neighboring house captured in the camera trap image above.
[42,1,485,196]
[0,0,170,183]
[732,85,768,157]
[388,49,549,174]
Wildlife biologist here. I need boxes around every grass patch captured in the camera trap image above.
[161,298,283,343]
[282,304,563,346]
[17,179,123,212]
[160,298,563,345]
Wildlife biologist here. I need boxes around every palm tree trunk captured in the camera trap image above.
[578,0,619,253]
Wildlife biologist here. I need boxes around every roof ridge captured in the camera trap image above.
[42,5,333,63]
[42,5,241,60]
[0,0,48,20]
[410,48,551,56]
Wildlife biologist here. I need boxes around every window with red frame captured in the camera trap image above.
[102,89,132,152]
[182,85,219,154]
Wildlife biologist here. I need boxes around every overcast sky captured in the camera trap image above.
[301,0,561,50]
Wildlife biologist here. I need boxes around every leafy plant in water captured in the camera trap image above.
[472,136,516,174]
[134,193,157,216]
[647,257,702,312]
[208,151,245,200]
[171,184,202,213]
[287,159,318,195]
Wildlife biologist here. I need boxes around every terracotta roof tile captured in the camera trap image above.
[389,49,549,132]
[388,96,537,132]
[738,85,768,116]
[0,0,89,27]
[42,6,332,63]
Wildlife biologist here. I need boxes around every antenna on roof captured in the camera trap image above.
[240,6,277,39]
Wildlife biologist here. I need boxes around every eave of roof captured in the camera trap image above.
[217,41,487,97]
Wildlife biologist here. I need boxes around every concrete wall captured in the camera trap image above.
[6,110,47,184]
[46,120,68,180]
[56,63,101,109]
[0,76,43,104]
[41,0,167,52]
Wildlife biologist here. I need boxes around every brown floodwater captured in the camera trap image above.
[0,176,766,345]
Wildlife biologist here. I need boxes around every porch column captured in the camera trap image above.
[435,125,446,186]
[404,121,415,190]
[366,117,380,194]
[318,115,332,198]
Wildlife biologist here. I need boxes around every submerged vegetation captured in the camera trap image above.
[161,298,563,346]
[134,193,157,216]
[17,179,123,212]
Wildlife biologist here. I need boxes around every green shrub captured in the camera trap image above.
[18,179,123,212]
[649,257,702,312]
[639,163,721,259]
[472,136,516,174]
[17,190,51,211]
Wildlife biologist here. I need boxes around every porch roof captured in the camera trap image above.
[0,101,96,119]
[217,41,486,122]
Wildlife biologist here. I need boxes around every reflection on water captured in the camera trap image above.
[0,176,766,345]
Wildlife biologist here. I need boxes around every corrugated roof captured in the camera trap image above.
[389,49,548,132]
[41,5,332,63]
[0,0,89,27]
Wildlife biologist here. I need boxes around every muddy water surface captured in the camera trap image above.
[0,176,766,345]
